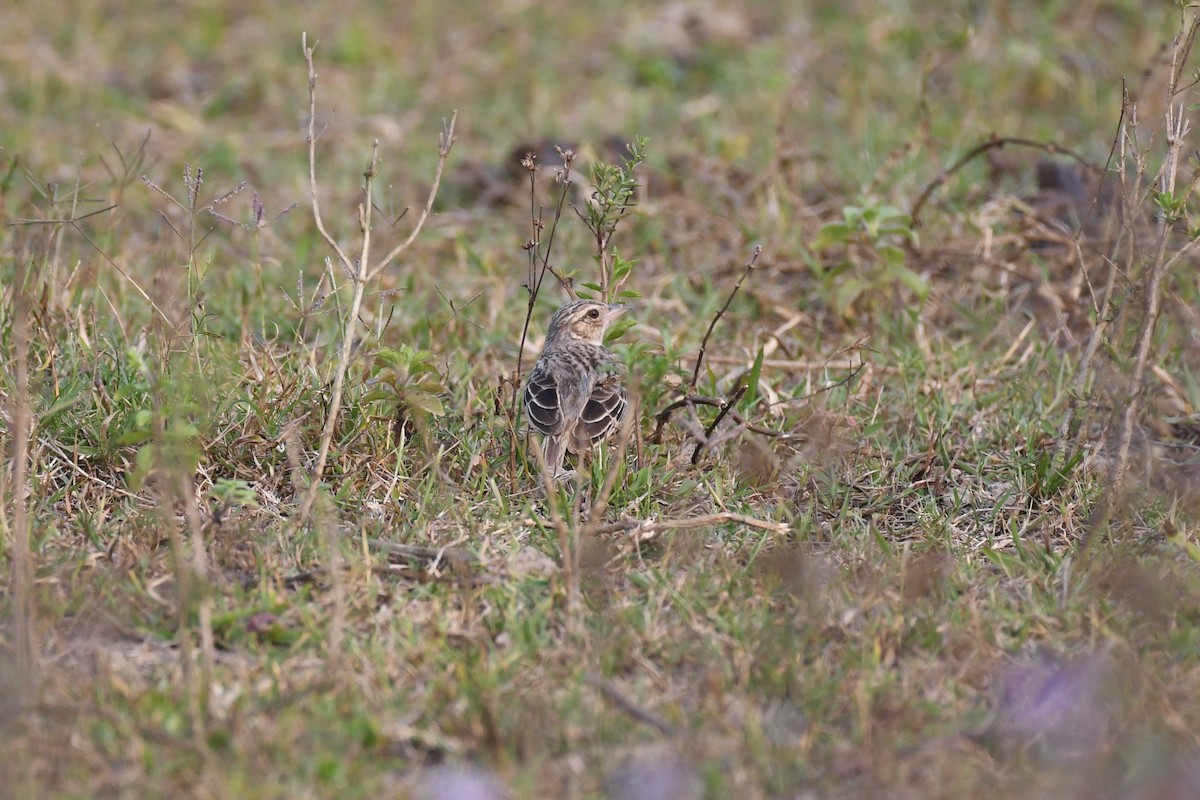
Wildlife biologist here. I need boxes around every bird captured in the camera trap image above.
[524,299,628,479]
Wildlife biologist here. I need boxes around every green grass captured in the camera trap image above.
[3,0,1200,798]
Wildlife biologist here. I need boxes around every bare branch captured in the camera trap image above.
[649,360,864,447]
[690,245,762,390]
[909,135,1102,230]
[372,111,458,277]
[585,674,676,736]
[585,511,789,538]
[692,385,746,465]
[295,34,454,527]
[302,33,355,276]
[297,135,381,523]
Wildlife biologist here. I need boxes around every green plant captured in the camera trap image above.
[811,200,925,317]
[577,136,648,304]
[1028,443,1084,501]
[142,164,246,342]
[121,347,206,492]
[363,343,447,441]
[210,478,260,511]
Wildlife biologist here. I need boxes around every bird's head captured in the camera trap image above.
[545,300,627,346]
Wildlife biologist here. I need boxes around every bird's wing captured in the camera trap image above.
[524,362,566,436]
[569,374,627,453]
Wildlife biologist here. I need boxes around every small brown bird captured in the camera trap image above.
[524,300,628,478]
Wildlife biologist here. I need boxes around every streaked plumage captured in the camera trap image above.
[524,300,628,478]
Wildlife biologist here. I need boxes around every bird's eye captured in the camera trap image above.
[586,308,601,320]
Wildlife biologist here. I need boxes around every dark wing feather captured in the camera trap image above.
[524,362,564,436]
[568,375,627,453]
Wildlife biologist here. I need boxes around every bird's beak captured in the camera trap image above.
[606,303,628,321]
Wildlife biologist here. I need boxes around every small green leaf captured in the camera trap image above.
[893,266,929,297]
[41,387,89,424]
[878,244,906,267]
[834,277,866,315]
[741,345,765,411]
[114,426,154,447]
[128,443,157,491]
[404,391,445,417]
[361,388,394,404]
[812,223,855,250]
[211,478,259,509]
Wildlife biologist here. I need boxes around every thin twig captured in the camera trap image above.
[295,33,455,524]
[1061,240,1119,452]
[690,245,762,389]
[9,203,118,226]
[514,151,577,422]
[372,111,457,276]
[649,361,864,446]
[586,511,789,538]
[510,151,578,492]
[1079,15,1200,560]
[692,385,746,465]
[1109,38,1197,494]
[301,33,355,276]
[700,354,870,371]
[297,140,380,523]
[585,674,676,736]
[365,538,481,568]
[909,135,1102,230]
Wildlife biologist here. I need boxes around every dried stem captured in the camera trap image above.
[652,362,864,446]
[296,141,380,523]
[177,473,214,711]
[1108,19,1199,496]
[372,111,457,277]
[692,385,747,465]
[649,396,788,444]
[365,538,481,569]
[909,135,1101,230]
[513,151,577,424]
[509,151,578,493]
[585,673,676,736]
[586,511,789,538]
[3,258,37,698]
[1063,90,1130,452]
[690,245,762,390]
[302,34,355,277]
[296,33,456,524]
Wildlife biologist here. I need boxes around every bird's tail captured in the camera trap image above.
[538,435,567,480]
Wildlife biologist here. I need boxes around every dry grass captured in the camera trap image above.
[3,1,1200,798]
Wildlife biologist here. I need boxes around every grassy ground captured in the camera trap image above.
[4,1,1200,797]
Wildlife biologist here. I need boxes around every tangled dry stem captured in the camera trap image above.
[909,135,1102,231]
[690,244,763,390]
[296,32,457,526]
